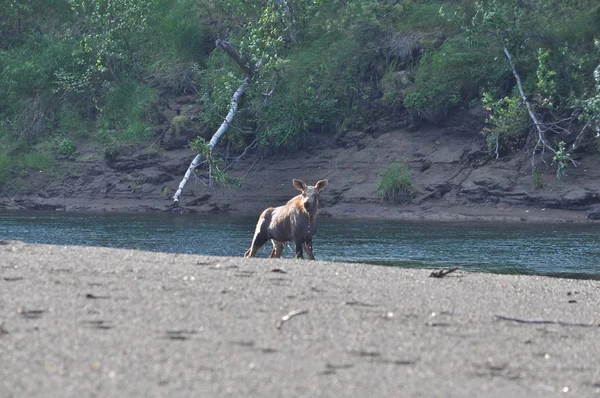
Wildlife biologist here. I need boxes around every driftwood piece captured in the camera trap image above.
[429,267,460,278]
[276,309,308,329]
[495,314,599,328]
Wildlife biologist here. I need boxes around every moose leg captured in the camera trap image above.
[269,240,284,258]
[244,227,269,258]
[303,240,315,260]
[294,239,305,259]
[245,211,274,258]
[244,241,265,258]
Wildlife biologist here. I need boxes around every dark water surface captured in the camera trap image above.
[1,211,599,278]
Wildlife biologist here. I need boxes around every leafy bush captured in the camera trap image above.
[552,141,572,180]
[56,104,87,137]
[251,29,378,147]
[481,92,528,155]
[57,139,77,156]
[0,36,82,142]
[405,36,507,124]
[170,115,192,136]
[156,0,209,63]
[377,162,414,203]
[95,78,156,154]
[101,79,157,126]
[532,169,544,190]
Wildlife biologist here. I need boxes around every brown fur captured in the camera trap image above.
[244,179,328,259]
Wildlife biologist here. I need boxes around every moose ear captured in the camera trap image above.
[292,179,307,192]
[315,179,328,192]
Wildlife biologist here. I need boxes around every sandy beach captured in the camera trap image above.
[2,240,600,397]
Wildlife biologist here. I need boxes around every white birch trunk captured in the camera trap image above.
[503,45,555,159]
[172,76,250,202]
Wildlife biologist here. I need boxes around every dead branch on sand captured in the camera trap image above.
[276,309,308,329]
[429,267,460,278]
[495,315,599,328]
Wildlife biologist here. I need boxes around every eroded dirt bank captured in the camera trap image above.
[2,241,600,397]
[1,108,600,223]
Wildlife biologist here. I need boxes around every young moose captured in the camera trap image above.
[244,179,328,259]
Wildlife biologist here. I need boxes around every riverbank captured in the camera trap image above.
[2,114,600,224]
[1,195,599,224]
[2,241,600,397]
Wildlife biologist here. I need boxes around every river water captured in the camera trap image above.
[1,211,599,279]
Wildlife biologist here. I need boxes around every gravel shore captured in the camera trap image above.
[2,241,600,397]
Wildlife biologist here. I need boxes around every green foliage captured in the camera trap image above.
[57,139,77,156]
[56,105,87,137]
[379,60,412,107]
[101,79,156,126]
[536,49,557,107]
[0,153,9,184]
[377,162,414,203]
[188,137,241,188]
[24,151,55,171]
[409,0,600,128]
[197,52,244,132]
[156,0,209,62]
[1,0,600,171]
[252,32,363,147]
[531,169,544,190]
[199,26,375,149]
[67,0,152,75]
[405,36,506,123]
[0,35,82,141]
[170,115,192,136]
[481,92,528,153]
[580,40,600,139]
[95,78,156,154]
[552,141,571,180]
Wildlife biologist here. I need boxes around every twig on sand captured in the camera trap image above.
[495,315,599,328]
[276,309,308,329]
[429,267,460,278]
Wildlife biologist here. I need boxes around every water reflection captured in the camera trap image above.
[1,211,599,278]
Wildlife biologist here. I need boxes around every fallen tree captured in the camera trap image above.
[172,40,260,203]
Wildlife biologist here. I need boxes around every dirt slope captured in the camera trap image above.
[1,102,600,223]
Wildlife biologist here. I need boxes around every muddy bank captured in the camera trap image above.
[1,110,600,223]
[2,241,600,397]
[0,196,598,224]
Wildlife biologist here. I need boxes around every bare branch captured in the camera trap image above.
[215,40,251,75]
[503,45,556,157]
[276,309,308,329]
[429,267,460,278]
[223,138,258,172]
[495,314,599,328]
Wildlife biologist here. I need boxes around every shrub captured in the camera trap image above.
[57,139,77,156]
[481,92,529,155]
[95,78,156,153]
[170,115,193,136]
[57,105,87,137]
[101,79,157,128]
[377,162,414,203]
[0,36,83,141]
[532,169,544,190]
[251,31,374,147]
[157,0,209,63]
[405,36,507,124]
[24,151,55,171]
